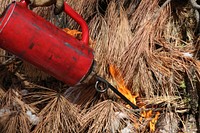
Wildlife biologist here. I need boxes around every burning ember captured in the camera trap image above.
[109,64,160,132]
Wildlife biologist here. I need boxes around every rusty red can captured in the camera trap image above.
[0,0,94,86]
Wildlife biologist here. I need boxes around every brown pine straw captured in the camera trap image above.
[26,88,81,133]
[120,0,170,89]
[64,82,101,107]
[1,0,200,132]
[91,0,199,131]
[20,62,50,81]
[93,1,132,78]
[155,111,180,133]
[0,86,5,99]
[81,100,141,133]
[0,88,38,133]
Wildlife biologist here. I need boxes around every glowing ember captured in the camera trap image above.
[109,64,138,105]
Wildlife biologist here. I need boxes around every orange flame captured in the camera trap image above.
[140,109,160,132]
[150,112,160,132]
[109,64,138,105]
[109,64,160,132]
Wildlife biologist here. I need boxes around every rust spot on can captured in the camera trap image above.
[48,55,53,60]
[72,56,77,61]
[29,43,35,49]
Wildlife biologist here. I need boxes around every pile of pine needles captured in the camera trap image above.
[1,0,200,132]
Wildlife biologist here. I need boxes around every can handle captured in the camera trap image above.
[19,0,89,45]
[63,3,89,45]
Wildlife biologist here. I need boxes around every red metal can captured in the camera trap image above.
[0,0,94,86]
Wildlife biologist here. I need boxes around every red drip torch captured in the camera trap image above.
[0,0,94,86]
[0,0,139,109]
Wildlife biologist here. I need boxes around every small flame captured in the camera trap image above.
[150,112,160,132]
[109,64,160,132]
[141,109,153,119]
[109,64,138,105]
[140,108,161,132]
[140,109,160,132]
